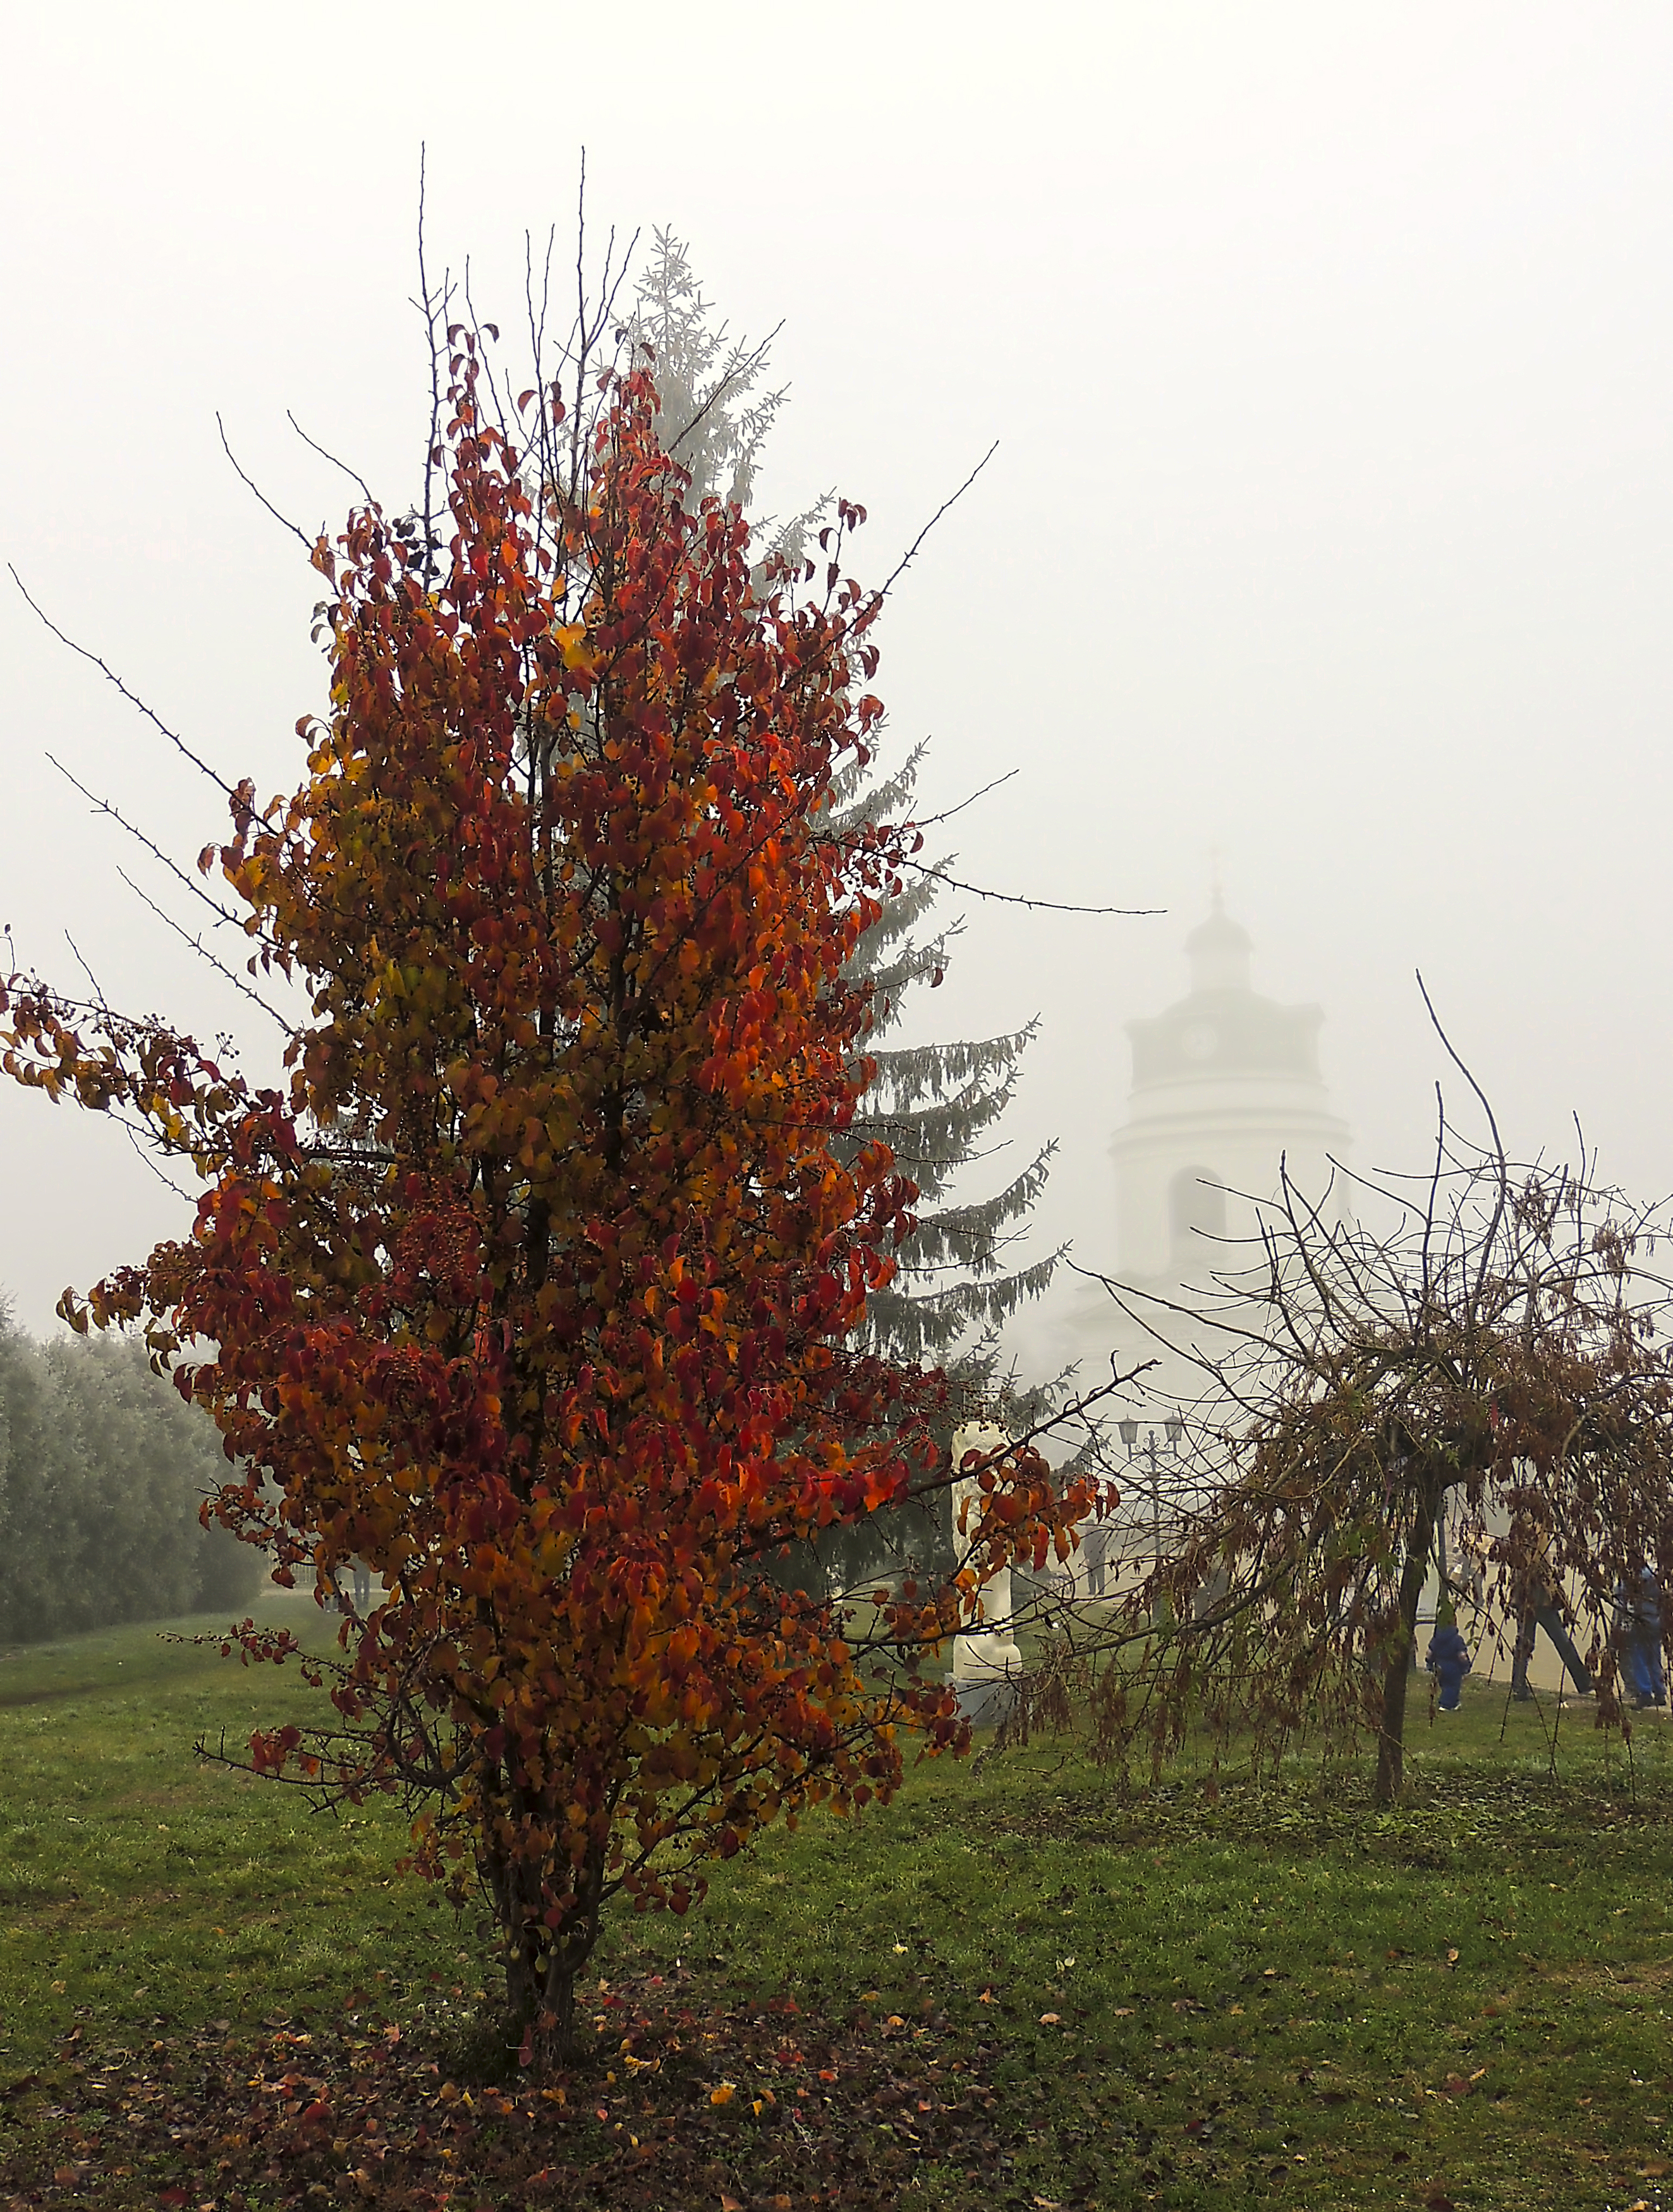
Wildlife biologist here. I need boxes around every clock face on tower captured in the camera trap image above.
[1180,1023,1217,1063]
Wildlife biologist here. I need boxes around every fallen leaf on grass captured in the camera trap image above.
[1038,2012,1061,2026]
[5,1968,1006,2210]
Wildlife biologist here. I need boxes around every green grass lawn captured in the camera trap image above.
[1,1601,1670,2208]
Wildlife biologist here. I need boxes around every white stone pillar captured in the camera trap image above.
[949,1422,1024,1713]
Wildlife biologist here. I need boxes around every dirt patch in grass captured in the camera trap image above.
[0,1976,1011,2211]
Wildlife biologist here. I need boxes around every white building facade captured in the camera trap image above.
[1049,907,1577,1693]
[1057,896,1352,1440]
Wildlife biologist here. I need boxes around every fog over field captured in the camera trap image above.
[4,5,1672,1381]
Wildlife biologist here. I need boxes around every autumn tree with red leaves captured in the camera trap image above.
[1,317,1091,2055]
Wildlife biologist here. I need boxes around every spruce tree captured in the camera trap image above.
[627,234,1062,1399]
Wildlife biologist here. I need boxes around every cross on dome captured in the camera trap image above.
[1184,890,1253,995]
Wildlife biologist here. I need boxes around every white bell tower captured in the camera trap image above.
[1052,897,1351,1413]
[1111,896,1350,1286]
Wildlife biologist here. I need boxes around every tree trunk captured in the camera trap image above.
[489,1825,604,2070]
[1373,1488,1439,1805]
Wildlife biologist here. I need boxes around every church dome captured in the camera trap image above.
[1128,899,1322,1090]
[1184,897,1252,994]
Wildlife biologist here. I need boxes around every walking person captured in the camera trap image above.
[1427,1600,1472,1713]
[1507,1513,1593,1701]
[1614,1568,1667,1710]
[1081,1519,1110,1600]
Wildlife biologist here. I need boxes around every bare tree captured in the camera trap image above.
[1058,1043,1673,1804]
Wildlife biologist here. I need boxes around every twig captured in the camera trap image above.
[113,1107,198,1198]
[10,567,247,807]
[61,929,108,1014]
[875,441,1000,600]
[60,930,197,1196]
[898,858,1159,918]
[44,752,279,951]
[909,769,1021,831]
[416,142,446,583]
[663,329,782,463]
[286,411,374,505]
[1416,971,1509,1320]
[216,413,313,551]
[116,867,296,1033]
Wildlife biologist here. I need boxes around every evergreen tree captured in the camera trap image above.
[621,238,1076,1600]
[627,234,1062,1398]
[0,1309,258,1642]
[0,1308,81,1640]
[827,744,1061,1375]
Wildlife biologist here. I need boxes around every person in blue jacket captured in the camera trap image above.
[1614,1569,1667,1710]
[1427,1600,1472,1713]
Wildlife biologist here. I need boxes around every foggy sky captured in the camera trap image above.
[4,4,1672,1375]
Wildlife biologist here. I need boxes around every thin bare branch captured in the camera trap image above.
[44,752,281,954]
[216,413,314,550]
[875,441,1000,600]
[896,858,1159,917]
[286,411,374,505]
[10,566,247,806]
[1417,969,1509,1320]
[907,768,1021,832]
[115,867,296,1033]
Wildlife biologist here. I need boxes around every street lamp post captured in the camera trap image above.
[1119,1415,1184,1619]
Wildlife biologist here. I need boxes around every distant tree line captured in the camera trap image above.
[0,1307,260,1643]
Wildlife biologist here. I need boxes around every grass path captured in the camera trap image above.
[1,1605,1670,2207]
